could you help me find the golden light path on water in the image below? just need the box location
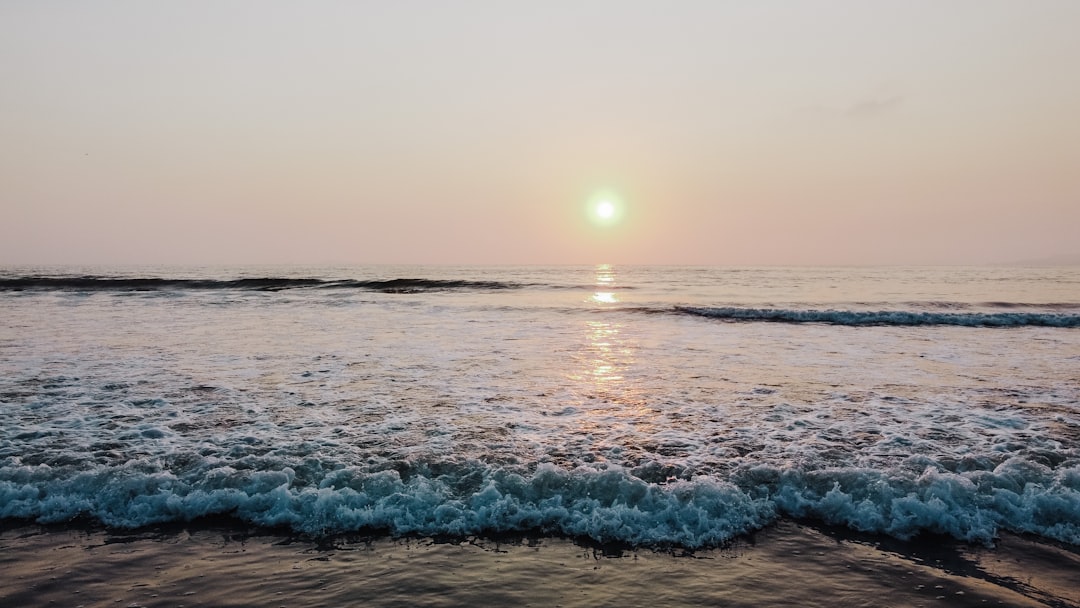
[584,264,627,386]
[568,265,659,453]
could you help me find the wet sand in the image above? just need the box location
[1,520,1077,608]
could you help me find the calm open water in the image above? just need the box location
[1,265,1078,548]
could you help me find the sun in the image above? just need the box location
[596,200,615,219]
[587,191,624,226]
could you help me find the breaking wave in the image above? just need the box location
[2,460,1078,547]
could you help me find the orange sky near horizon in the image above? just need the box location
[2,1,1079,266]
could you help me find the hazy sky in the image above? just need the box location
[2,1,1078,266]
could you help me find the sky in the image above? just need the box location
[2,1,1079,266]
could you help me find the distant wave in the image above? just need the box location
[980,301,1080,310]
[900,300,1080,311]
[676,306,1080,327]
[0,277,530,293]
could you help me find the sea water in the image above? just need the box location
[1,265,1078,547]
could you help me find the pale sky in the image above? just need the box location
[2,1,1078,266]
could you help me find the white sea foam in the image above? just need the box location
[3,459,1079,546]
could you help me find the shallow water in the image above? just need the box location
[2,521,1077,607]
[1,265,1079,547]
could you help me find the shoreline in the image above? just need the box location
[2,518,1077,607]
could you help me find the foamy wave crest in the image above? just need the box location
[2,460,1078,546]
[676,306,1080,327]
[737,459,1080,544]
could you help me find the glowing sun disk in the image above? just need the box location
[597,201,615,218]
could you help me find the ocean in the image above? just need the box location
[1,264,1079,605]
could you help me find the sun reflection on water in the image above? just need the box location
[563,265,661,462]
[569,265,648,407]
[584,320,624,383]
[592,292,617,304]
[591,263,619,305]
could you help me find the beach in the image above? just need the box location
[6,1,1080,603]
[2,519,1078,607]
